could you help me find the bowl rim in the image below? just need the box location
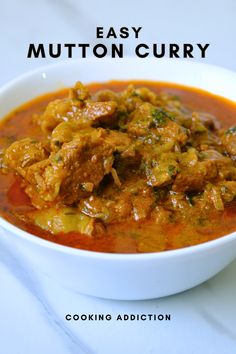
[0,57,236,260]
[2,56,236,95]
[1,215,236,260]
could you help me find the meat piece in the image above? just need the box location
[173,148,236,193]
[189,128,221,150]
[23,129,131,207]
[80,188,154,223]
[69,81,90,101]
[173,160,218,192]
[126,86,157,105]
[219,181,236,203]
[132,194,154,220]
[158,120,188,145]
[51,122,132,154]
[118,85,150,112]
[203,181,236,210]
[221,127,236,158]
[80,175,155,223]
[40,82,90,134]
[93,89,118,102]
[197,112,221,130]
[127,102,154,136]
[25,132,111,205]
[127,103,188,147]
[3,138,47,177]
[102,129,132,154]
[39,81,118,134]
[40,99,118,133]
[190,112,221,133]
[40,98,75,134]
[80,192,133,223]
[50,122,76,151]
[179,148,198,167]
[146,159,179,187]
[199,149,236,179]
[203,184,225,211]
[79,101,118,125]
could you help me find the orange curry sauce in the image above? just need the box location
[0,81,236,253]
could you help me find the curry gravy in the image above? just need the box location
[0,81,236,253]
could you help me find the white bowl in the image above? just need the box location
[0,58,236,300]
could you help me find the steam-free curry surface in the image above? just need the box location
[0,81,236,253]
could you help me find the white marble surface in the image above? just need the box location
[0,1,236,353]
[1,231,236,354]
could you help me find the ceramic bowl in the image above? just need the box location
[0,58,236,300]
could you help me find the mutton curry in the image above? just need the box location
[0,81,236,253]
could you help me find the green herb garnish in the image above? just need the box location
[225,126,236,134]
[168,165,176,177]
[151,109,175,127]
[55,155,62,162]
[186,194,194,206]
[132,91,141,98]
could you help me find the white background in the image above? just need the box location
[1,0,236,85]
[0,1,236,354]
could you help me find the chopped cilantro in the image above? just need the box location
[132,91,141,98]
[220,185,228,194]
[151,109,175,127]
[225,126,236,134]
[55,155,62,163]
[186,194,194,206]
[168,165,176,177]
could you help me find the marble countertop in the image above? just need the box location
[0,1,236,353]
[1,232,236,354]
